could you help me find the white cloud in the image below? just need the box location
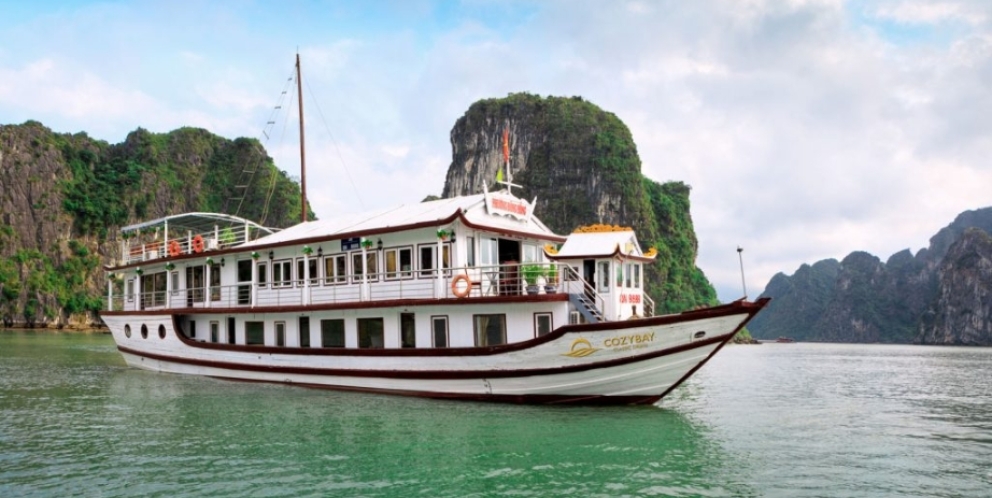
[3,0,992,303]
[874,1,987,25]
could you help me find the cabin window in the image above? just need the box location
[320,319,345,347]
[189,320,196,339]
[418,244,451,277]
[323,254,347,285]
[474,314,507,347]
[299,317,310,348]
[634,264,641,289]
[187,265,205,303]
[400,313,416,348]
[209,266,221,301]
[141,272,168,308]
[256,262,268,287]
[625,263,633,288]
[275,321,286,347]
[522,243,539,263]
[352,252,379,283]
[358,318,385,348]
[126,278,135,302]
[466,236,476,267]
[535,313,553,337]
[170,271,179,296]
[432,316,448,348]
[273,260,292,287]
[384,247,413,279]
[227,317,236,344]
[296,258,319,286]
[245,321,264,345]
[210,321,219,343]
[480,238,498,267]
[597,261,611,294]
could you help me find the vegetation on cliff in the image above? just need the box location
[441,93,717,312]
[0,121,309,327]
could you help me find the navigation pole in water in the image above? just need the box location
[737,246,748,300]
[296,53,308,223]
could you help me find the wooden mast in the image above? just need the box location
[296,53,308,222]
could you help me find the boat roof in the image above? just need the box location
[120,212,278,237]
[242,192,561,247]
[554,230,648,259]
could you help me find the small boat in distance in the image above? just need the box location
[775,337,796,343]
[98,56,768,405]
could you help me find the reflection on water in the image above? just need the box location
[3,332,990,497]
[1,330,749,497]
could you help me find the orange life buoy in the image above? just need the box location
[167,240,181,257]
[451,274,472,298]
[191,234,204,253]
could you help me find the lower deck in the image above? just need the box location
[110,299,572,351]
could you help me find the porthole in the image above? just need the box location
[141,324,148,339]
[693,331,706,340]
[158,324,166,339]
[124,324,132,338]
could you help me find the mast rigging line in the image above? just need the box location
[229,70,297,224]
[303,75,366,211]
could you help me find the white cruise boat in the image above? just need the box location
[100,184,767,405]
[100,55,766,405]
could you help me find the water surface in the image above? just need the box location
[1,331,989,497]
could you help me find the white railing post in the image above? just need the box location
[303,253,310,305]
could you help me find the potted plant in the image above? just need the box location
[544,264,558,294]
[522,264,545,295]
[219,227,237,247]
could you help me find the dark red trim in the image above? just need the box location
[101,293,570,317]
[546,246,656,262]
[118,331,731,380]
[205,377,663,406]
[456,211,567,243]
[109,297,768,359]
[108,208,567,272]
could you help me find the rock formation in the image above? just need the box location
[0,121,307,328]
[441,93,717,313]
[750,207,992,345]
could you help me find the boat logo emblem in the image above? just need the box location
[562,338,599,358]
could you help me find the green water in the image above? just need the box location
[1,331,990,497]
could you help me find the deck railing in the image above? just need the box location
[108,262,576,312]
[120,225,253,265]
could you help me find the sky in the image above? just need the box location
[2,0,991,302]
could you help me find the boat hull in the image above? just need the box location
[103,299,767,405]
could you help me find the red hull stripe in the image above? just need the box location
[118,331,733,380]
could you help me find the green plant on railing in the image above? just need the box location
[219,227,236,246]
[545,264,558,283]
[251,251,260,260]
[361,238,373,249]
[165,263,175,271]
[302,245,313,255]
[522,264,546,286]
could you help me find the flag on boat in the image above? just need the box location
[502,128,510,163]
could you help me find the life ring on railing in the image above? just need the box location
[451,274,472,298]
[167,240,181,257]
[191,234,205,253]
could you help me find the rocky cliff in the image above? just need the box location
[440,93,717,313]
[750,207,992,345]
[0,121,308,328]
[917,228,992,345]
